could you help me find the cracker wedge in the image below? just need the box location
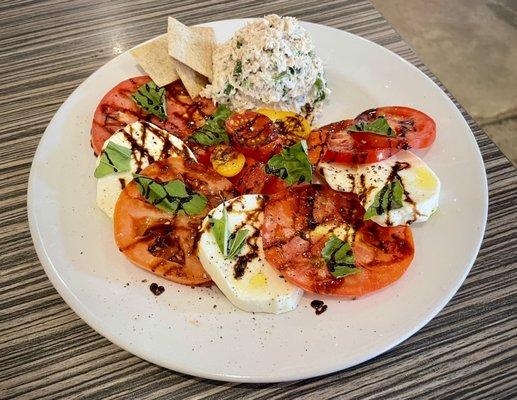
[174,61,209,98]
[130,35,179,88]
[168,17,214,81]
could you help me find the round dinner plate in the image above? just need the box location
[28,19,488,383]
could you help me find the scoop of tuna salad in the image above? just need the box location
[201,15,330,118]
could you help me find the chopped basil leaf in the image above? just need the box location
[131,81,166,120]
[224,83,234,95]
[265,141,312,185]
[331,265,359,278]
[133,175,207,215]
[209,205,249,259]
[349,116,395,137]
[236,40,242,49]
[182,194,208,215]
[364,178,404,220]
[233,60,242,77]
[275,70,288,81]
[210,207,229,255]
[190,105,232,146]
[321,235,358,278]
[227,228,250,259]
[314,77,327,103]
[94,142,132,178]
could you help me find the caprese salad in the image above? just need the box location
[91,76,440,314]
[91,15,440,315]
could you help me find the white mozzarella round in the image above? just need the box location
[198,195,303,314]
[320,150,440,226]
[96,121,195,219]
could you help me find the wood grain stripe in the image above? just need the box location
[0,0,515,399]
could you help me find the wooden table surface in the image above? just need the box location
[1,0,516,398]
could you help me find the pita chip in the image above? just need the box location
[173,61,208,98]
[130,34,179,87]
[168,17,214,81]
[173,26,213,97]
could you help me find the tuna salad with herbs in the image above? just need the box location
[201,15,330,118]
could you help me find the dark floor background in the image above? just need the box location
[372,0,517,165]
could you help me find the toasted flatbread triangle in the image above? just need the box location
[130,35,179,88]
[174,61,209,98]
[167,17,214,81]
[131,24,213,97]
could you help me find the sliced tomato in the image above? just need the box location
[325,127,401,165]
[210,144,246,177]
[257,109,311,146]
[113,156,235,286]
[91,77,215,155]
[354,106,436,149]
[91,76,149,155]
[308,106,435,166]
[226,111,281,162]
[308,119,399,165]
[188,142,213,166]
[155,80,216,136]
[230,158,269,194]
[261,185,414,297]
[230,158,287,195]
[263,175,288,195]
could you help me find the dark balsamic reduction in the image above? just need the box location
[310,299,328,315]
[306,192,317,230]
[231,198,265,279]
[150,283,165,296]
[233,226,260,279]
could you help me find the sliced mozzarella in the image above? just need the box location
[96,121,195,218]
[198,195,303,314]
[320,150,440,226]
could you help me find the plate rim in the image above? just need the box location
[27,18,488,383]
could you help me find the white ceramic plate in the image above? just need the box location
[28,20,488,383]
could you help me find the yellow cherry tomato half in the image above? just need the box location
[210,145,246,177]
[256,108,311,146]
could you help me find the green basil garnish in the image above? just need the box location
[233,60,243,77]
[321,235,358,278]
[132,81,166,120]
[209,206,249,259]
[265,141,312,185]
[364,178,404,220]
[349,116,395,137]
[133,175,207,215]
[227,229,250,259]
[94,142,132,178]
[223,83,234,95]
[190,105,232,146]
[313,77,327,103]
[275,70,288,81]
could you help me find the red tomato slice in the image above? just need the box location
[188,143,213,166]
[261,185,414,297]
[229,158,287,195]
[355,106,436,149]
[263,175,288,195]
[325,128,400,165]
[91,76,149,155]
[307,107,435,167]
[113,156,235,286]
[90,77,216,155]
[307,120,400,165]
[226,111,281,162]
[154,80,216,136]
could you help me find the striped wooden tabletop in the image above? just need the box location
[1,0,516,398]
